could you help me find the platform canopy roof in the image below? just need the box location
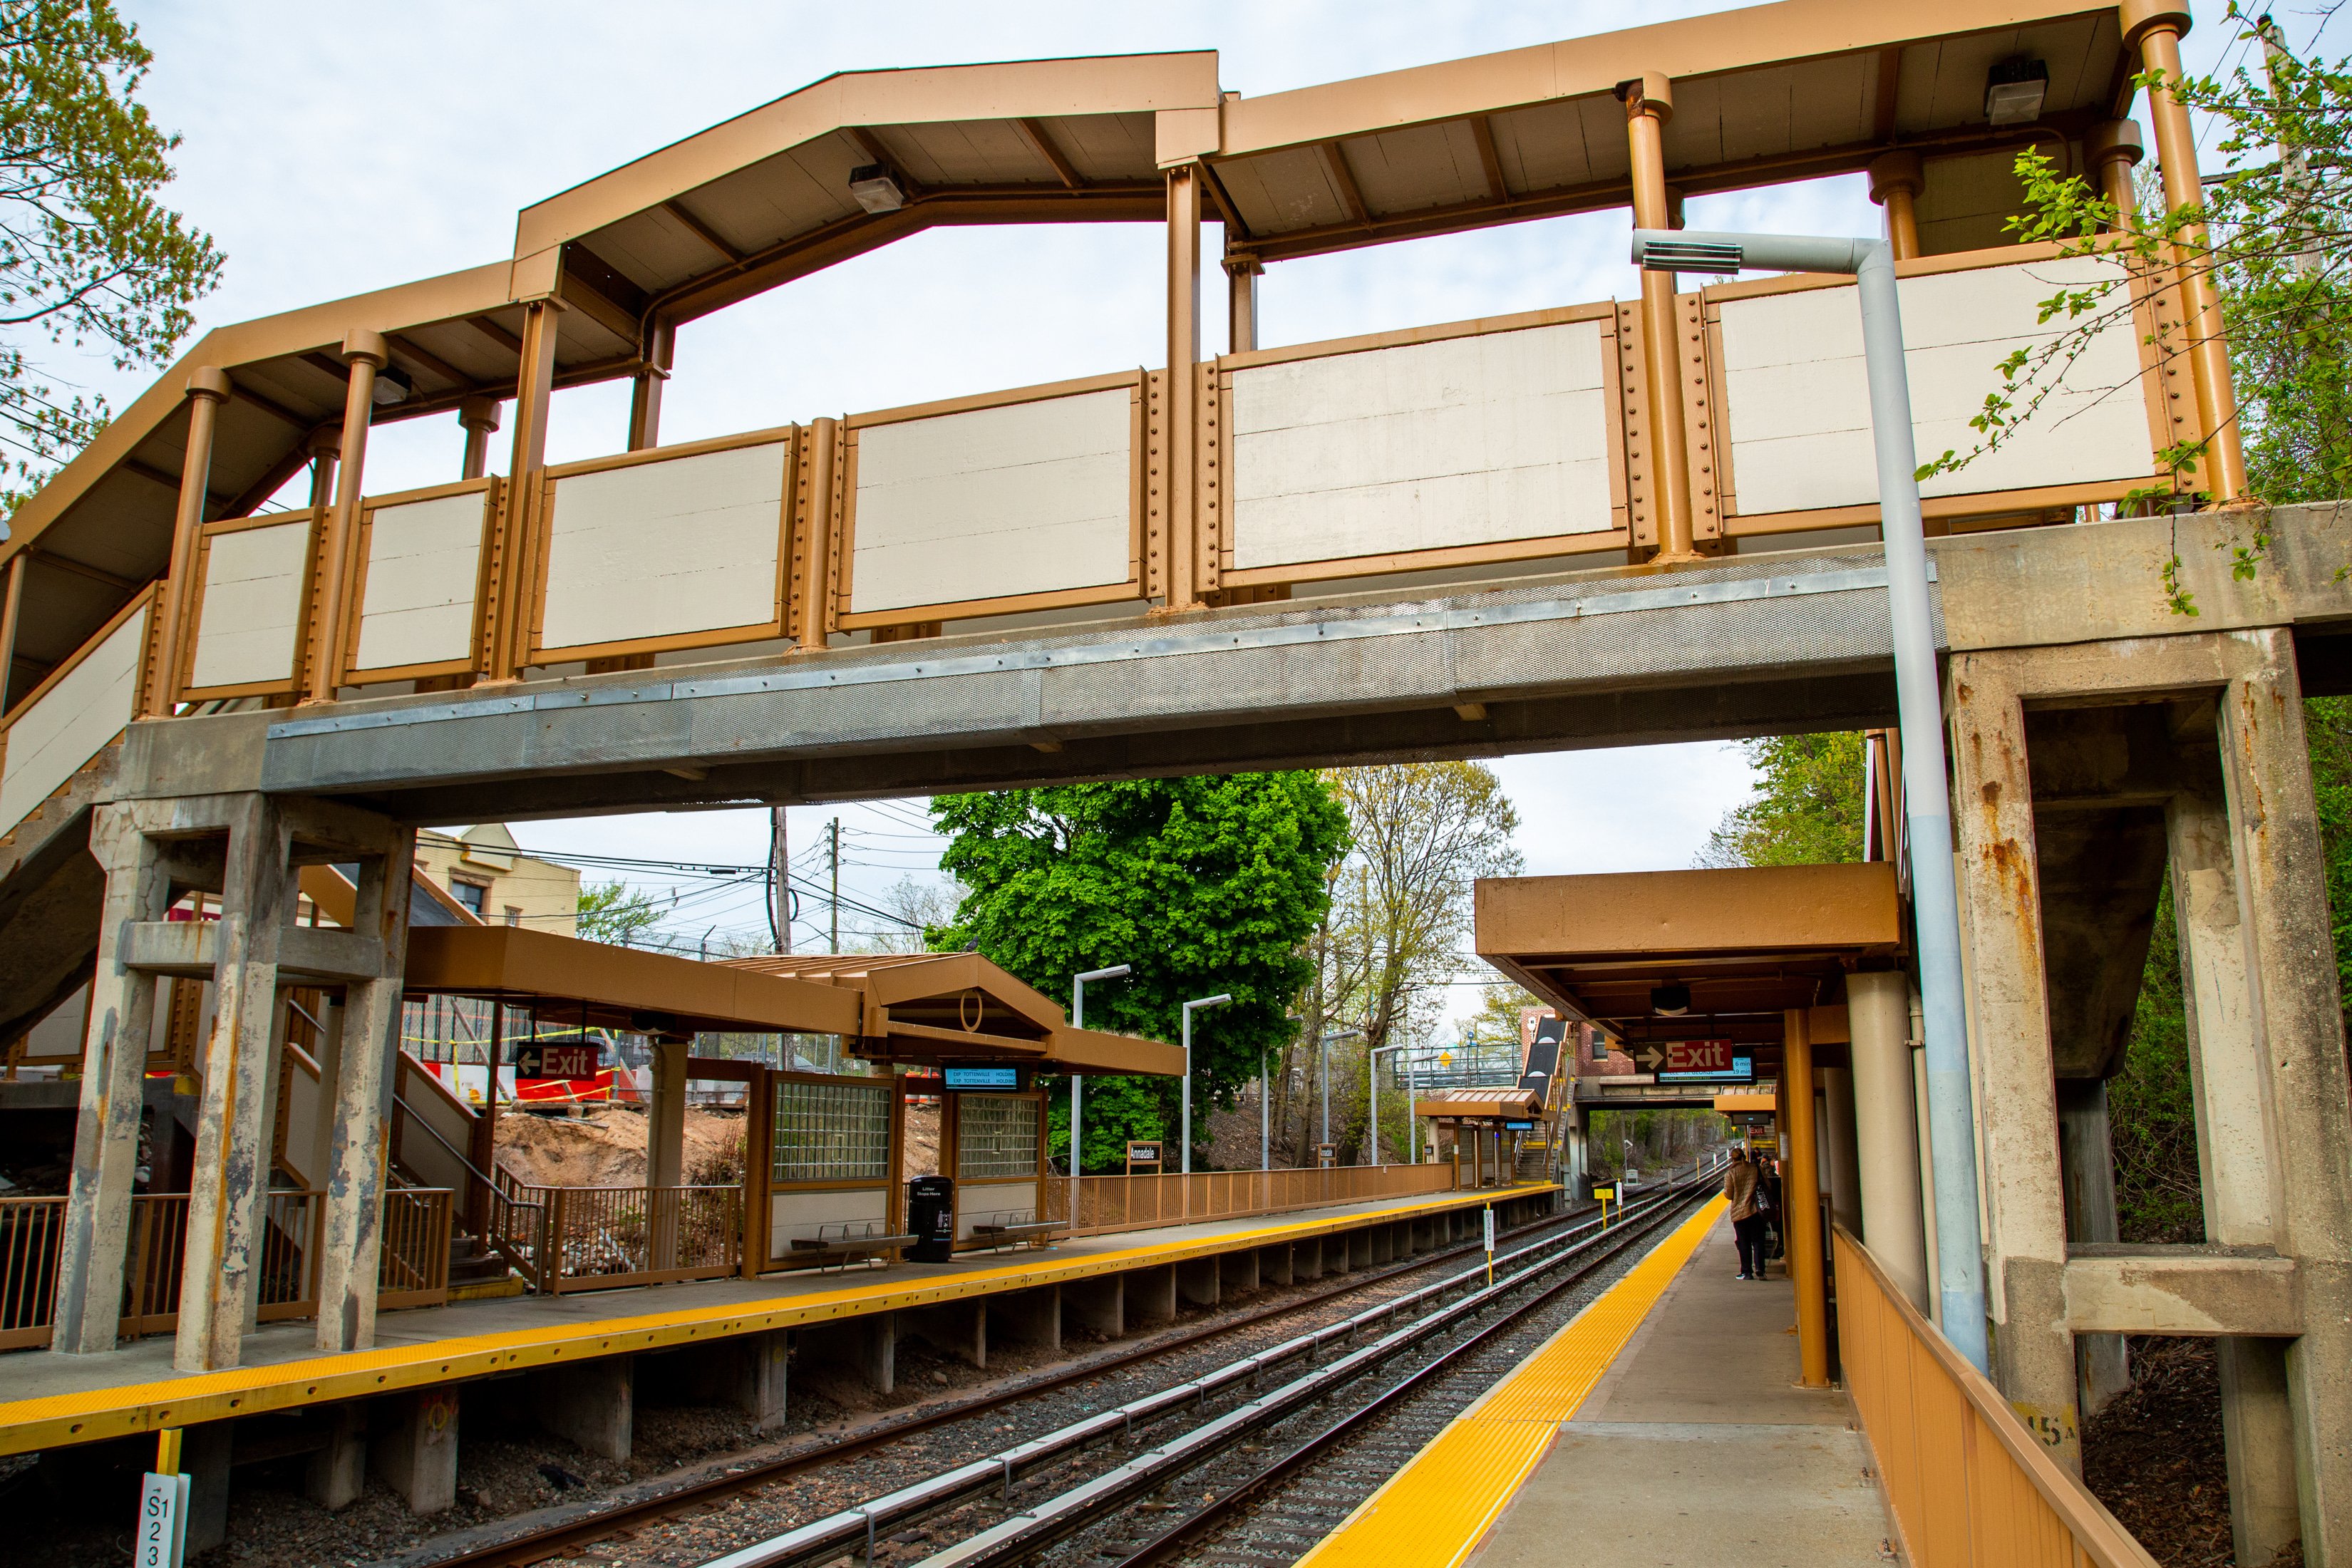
[1414,1085,1547,1124]
[1475,862,1903,1061]
[2,0,2137,701]
[722,951,1183,1076]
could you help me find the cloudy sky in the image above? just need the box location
[93,2,2268,999]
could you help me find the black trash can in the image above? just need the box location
[908,1175,955,1262]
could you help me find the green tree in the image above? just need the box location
[2110,882,2205,1243]
[930,775,1348,1173]
[0,2,222,512]
[1698,732,1864,868]
[575,879,664,946]
[1291,762,1523,1164]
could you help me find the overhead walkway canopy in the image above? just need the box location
[1475,862,1903,1085]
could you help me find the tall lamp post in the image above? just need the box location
[1070,965,1130,1219]
[1631,226,1990,1374]
[1180,994,1233,1176]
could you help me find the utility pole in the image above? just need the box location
[828,816,840,954]
[769,807,791,954]
[2258,14,2321,279]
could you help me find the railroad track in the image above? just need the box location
[411,1191,1631,1568]
[679,1172,1716,1568]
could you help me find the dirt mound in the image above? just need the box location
[494,1106,745,1188]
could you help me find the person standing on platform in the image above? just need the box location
[1724,1148,1767,1281]
[1758,1156,1783,1269]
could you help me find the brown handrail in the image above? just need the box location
[1832,1224,2160,1567]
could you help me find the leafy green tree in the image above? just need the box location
[930,775,1348,1172]
[2110,882,2205,1243]
[1697,732,1864,868]
[0,1,222,512]
[575,879,664,946]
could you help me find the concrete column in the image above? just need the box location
[1219,1247,1259,1296]
[2170,741,2298,1563]
[1348,1228,1373,1271]
[1131,1264,1177,1325]
[372,1387,460,1514]
[1176,1255,1219,1308]
[1945,655,2079,1468]
[2214,630,2352,1564]
[2217,1339,2302,1567]
[911,1299,986,1368]
[647,1038,687,1273]
[2054,1079,2130,1416]
[2167,758,2276,1247]
[183,1420,234,1556]
[176,794,295,1373]
[316,828,416,1353]
[53,806,172,1354]
[992,1286,1060,1352]
[803,1311,897,1394]
[1846,971,1929,1311]
[1820,1068,1862,1234]
[1259,1244,1294,1286]
[673,1331,788,1432]
[533,1356,634,1461]
[1063,1275,1123,1339]
[1781,1009,1830,1388]
[305,1403,367,1510]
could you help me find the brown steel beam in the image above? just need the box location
[845,126,927,201]
[1871,46,1904,142]
[1319,142,1370,226]
[222,378,313,432]
[1016,118,1087,189]
[467,315,525,355]
[1470,115,1508,202]
[662,199,748,264]
[383,332,473,392]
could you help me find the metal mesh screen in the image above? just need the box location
[957,1095,1038,1180]
[771,1079,891,1183]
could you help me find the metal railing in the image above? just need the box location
[377,1187,453,1309]
[0,1197,63,1350]
[120,1192,190,1337]
[1832,1224,2160,1567]
[1041,1162,1460,1239]
[495,1179,743,1294]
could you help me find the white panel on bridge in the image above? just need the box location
[354,491,486,671]
[850,387,1133,614]
[1718,256,2151,516]
[189,520,310,689]
[539,440,788,651]
[1228,320,1614,570]
[0,599,149,837]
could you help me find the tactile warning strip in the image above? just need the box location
[1295,1196,1726,1568]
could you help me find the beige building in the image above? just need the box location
[413,825,580,934]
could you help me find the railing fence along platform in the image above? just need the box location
[0,240,2187,844]
[491,1172,742,1294]
[0,1189,451,1352]
[1042,1161,1460,1238]
[1832,1225,2160,1568]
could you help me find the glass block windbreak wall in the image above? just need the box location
[770,1078,892,1183]
[958,1095,1040,1180]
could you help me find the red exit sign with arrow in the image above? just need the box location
[1634,1040,1741,1076]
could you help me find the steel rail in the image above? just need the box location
[413,1195,1591,1568]
[688,1177,1711,1568]
[1104,1181,1716,1567]
[918,1181,1713,1568]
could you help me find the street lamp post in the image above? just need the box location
[1630,226,1990,1373]
[1180,994,1233,1176]
[1070,966,1131,1220]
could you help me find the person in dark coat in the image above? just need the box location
[1723,1148,1768,1281]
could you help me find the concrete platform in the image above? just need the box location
[1477,1214,1889,1567]
[0,1181,1551,1457]
[1301,1202,1895,1568]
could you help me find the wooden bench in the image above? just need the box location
[968,1219,1062,1252]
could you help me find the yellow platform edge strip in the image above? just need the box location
[0,1183,1552,1456]
[1296,1196,1726,1568]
